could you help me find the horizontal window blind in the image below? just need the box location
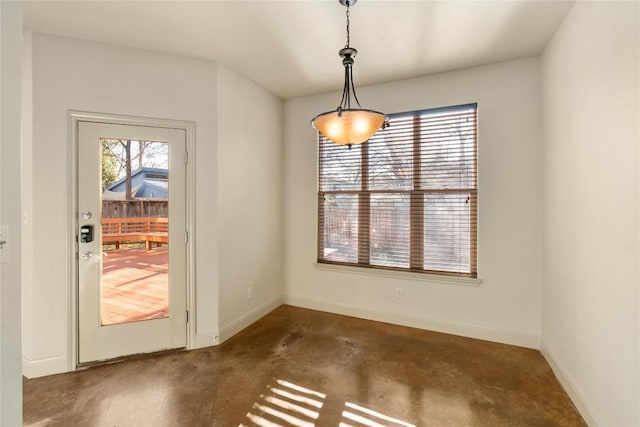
[318,103,477,277]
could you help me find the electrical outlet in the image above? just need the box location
[247,286,253,299]
[396,287,403,299]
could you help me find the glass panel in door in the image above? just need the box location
[100,139,170,326]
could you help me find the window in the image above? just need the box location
[318,103,477,277]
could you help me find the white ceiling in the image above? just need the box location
[23,0,574,99]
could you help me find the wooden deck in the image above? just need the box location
[101,248,169,326]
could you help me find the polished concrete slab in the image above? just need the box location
[24,305,585,426]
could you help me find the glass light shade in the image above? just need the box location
[312,109,385,145]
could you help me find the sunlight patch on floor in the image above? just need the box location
[243,379,324,427]
[241,379,415,427]
[342,401,415,427]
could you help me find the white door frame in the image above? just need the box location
[67,111,197,371]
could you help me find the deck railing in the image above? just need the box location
[101,217,168,250]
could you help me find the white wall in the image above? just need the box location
[284,58,542,348]
[0,1,23,424]
[22,33,283,377]
[540,2,640,425]
[217,64,284,341]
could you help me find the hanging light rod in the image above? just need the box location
[311,0,387,148]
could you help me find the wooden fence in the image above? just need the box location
[323,205,470,270]
[102,200,168,218]
[323,207,409,250]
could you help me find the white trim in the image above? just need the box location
[67,111,197,372]
[218,297,284,343]
[183,121,197,353]
[22,355,68,379]
[314,262,483,287]
[67,113,78,372]
[540,342,602,427]
[285,295,539,349]
[194,332,219,349]
[68,111,196,130]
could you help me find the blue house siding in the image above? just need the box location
[108,167,168,199]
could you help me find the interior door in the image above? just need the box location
[78,121,187,364]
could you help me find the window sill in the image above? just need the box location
[313,262,483,287]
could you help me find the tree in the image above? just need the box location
[101,139,169,199]
[101,139,133,199]
[101,142,119,191]
[123,140,133,200]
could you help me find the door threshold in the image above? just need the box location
[77,347,186,370]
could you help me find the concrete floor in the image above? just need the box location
[24,305,585,426]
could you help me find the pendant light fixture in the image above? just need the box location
[311,0,387,148]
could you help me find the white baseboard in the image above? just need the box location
[22,355,69,379]
[23,298,282,378]
[193,332,219,349]
[540,341,601,427]
[285,295,540,349]
[219,297,284,343]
